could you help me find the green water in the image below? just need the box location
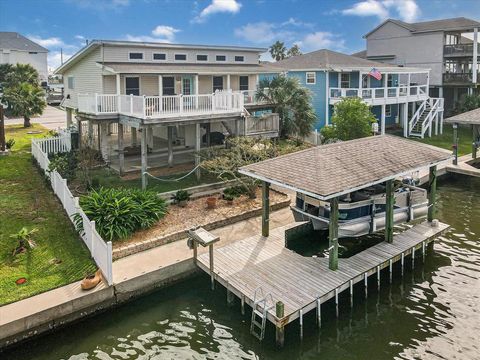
[4,175,480,360]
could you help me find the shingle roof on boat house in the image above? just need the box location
[444,108,480,125]
[239,135,452,200]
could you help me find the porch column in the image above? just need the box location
[328,197,339,271]
[66,107,73,127]
[117,122,125,175]
[227,74,231,90]
[147,126,154,149]
[403,102,409,137]
[385,179,394,243]
[131,127,137,147]
[158,75,163,95]
[100,122,109,162]
[87,120,94,147]
[427,165,437,222]
[194,74,199,108]
[473,27,478,85]
[381,104,386,135]
[141,127,148,190]
[205,123,211,146]
[262,181,270,237]
[167,125,174,167]
[195,123,201,180]
[116,74,121,95]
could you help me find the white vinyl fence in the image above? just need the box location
[31,134,113,285]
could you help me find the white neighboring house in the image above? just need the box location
[54,39,279,179]
[0,32,48,83]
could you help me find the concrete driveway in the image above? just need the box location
[5,105,66,130]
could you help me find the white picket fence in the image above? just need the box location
[31,134,113,285]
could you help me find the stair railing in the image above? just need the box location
[408,100,427,134]
[420,98,441,138]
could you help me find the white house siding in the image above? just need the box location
[63,47,103,108]
[102,44,259,65]
[366,22,444,86]
[0,49,48,81]
[103,75,116,94]
[198,75,212,94]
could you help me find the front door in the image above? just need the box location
[182,77,192,95]
[162,76,175,95]
[125,77,140,96]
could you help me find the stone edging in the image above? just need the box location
[113,193,291,260]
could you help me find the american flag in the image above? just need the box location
[368,68,382,81]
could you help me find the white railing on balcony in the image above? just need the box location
[78,91,245,119]
[329,85,428,103]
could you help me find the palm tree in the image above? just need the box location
[256,76,316,138]
[269,41,287,61]
[287,44,302,58]
[2,83,46,127]
[4,63,40,88]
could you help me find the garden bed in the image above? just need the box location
[112,188,290,259]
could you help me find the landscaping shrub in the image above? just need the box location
[6,138,15,150]
[171,189,191,205]
[48,150,78,181]
[74,188,168,241]
[223,185,249,199]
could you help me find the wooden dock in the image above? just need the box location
[196,220,449,343]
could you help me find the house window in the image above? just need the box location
[306,72,316,84]
[125,77,140,96]
[129,52,143,60]
[385,105,391,117]
[175,54,187,61]
[239,76,249,91]
[162,76,175,95]
[387,74,394,87]
[445,34,458,45]
[197,54,208,61]
[340,73,350,88]
[29,51,38,54]
[216,55,226,62]
[213,76,223,91]
[235,56,244,62]
[362,74,369,88]
[67,76,75,89]
[182,78,191,95]
[153,53,166,61]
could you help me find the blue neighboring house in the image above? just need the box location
[262,49,444,138]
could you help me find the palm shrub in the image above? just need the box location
[74,188,168,241]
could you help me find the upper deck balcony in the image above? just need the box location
[76,90,269,122]
[444,43,480,57]
[329,84,429,106]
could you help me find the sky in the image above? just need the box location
[1,0,479,72]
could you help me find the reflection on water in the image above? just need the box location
[3,175,480,360]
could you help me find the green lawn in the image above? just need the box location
[409,124,472,156]
[0,125,96,305]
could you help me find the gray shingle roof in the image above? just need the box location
[101,62,279,74]
[0,32,48,52]
[269,49,403,71]
[445,108,480,125]
[351,50,367,59]
[239,135,451,200]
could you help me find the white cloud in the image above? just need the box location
[28,35,64,48]
[70,0,130,10]
[342,0,420,22]
[75,35,85,41]
[193,0,241,23]
[124,24,180,44]
[152,25,180,41]
[234,22,296,44]
[295,32,346,52]
[48,50,75,73]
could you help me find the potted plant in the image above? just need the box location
[172,189,191,207]
[224,193,235,205]
[206,196,217,209]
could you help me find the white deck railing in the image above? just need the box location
[78,90,245,119]
[31,135,113,285]
[329,85,428,104]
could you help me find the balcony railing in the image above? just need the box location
[329,85,428,103]
[444,43,480,56]
[77,91,245,119]
[443,72,479,84]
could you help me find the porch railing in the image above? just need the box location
[329,85,428,102]
[443,72,479,84]
[78,91,245,119]
[444,43,480,56]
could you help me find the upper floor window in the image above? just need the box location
[153,53,166,61]
[340,73,350,88]
[125,76,140,96]
[387,74,395,87]
[175,54,187,61]
[385,105,392,117]
[216,55,226,62]
[67,76,75,89]
[234,56,245,62]
[445,34,458,45]
[28,51,38,54]
[129,52,143,60]
[239,76,249,91]
[197,54,208,61]
[306,72,316,84]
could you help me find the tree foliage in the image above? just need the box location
[287,44,302,57]
[256,76,316,138]
[321,97,376,141]
[2,82,46,127]
[455,94,480,114]
[269,41,287,61]
[3,63,39,88]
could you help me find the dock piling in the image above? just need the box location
[335,288,339,317]
[389,259,393,284]
[401,252,405,276]
[299,309,304,339]
[316,299,321,329]
[412,247,415,269]
[364,273,368,299]
[241,295,245,315]
[275,301,285,348]
[422,242,426,262]
[349,280,354,308]
[377,266,381,291]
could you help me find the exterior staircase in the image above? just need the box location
[408,98,444,138]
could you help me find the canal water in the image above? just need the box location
[4,175,480,360]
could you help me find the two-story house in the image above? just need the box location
[0,32,49,83]
[55,40,279,183]
[357,17,480,113]
[267,49,444,138]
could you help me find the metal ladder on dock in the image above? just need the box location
[250,287,274,341]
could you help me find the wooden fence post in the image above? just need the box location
[328,197,339,270]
